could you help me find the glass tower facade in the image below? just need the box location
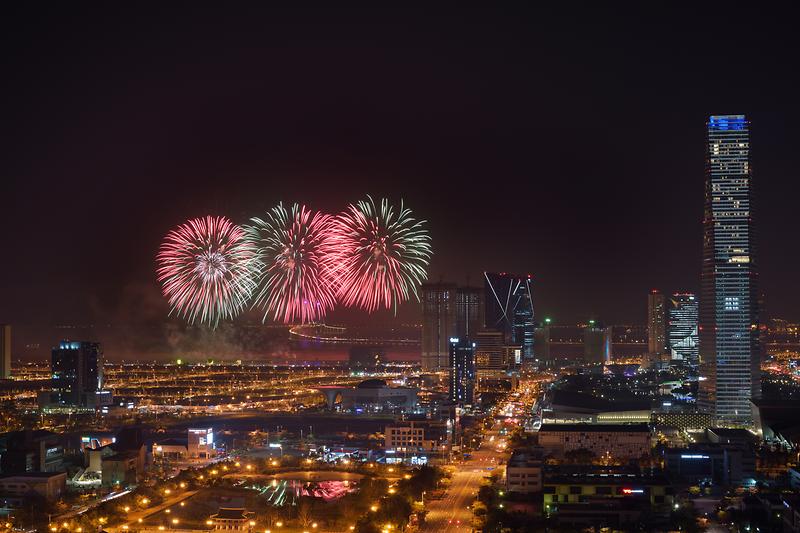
[668,293,699,368]
[698,115,760,427]
[484,272,534,358]
[421,283,457,372]
[51,341,103,407]
[645,290,667,368]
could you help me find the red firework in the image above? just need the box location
[156,216,256,327]
[332,196,432,312]
[245,203,339,324]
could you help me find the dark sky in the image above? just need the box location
[3,6,800,334]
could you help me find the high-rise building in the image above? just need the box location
[699,114,760,427]
[421,283,457,372]
[534,319,552,362]
[668,293,699,367]
[474,329,506,371]
[645,290,667,368]
[584,321,612,363]
[484,272,534,358]
[449,337,476,406]
[456,286,484,338]
[46,341,109,408]
[0,324,10,379]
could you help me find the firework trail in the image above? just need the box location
[245,203,339,324]
[332,196,432,313]
[156,216,256,328]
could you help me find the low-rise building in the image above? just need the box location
[542,468,673,515]
[506,449,543,493]
[384,420,450,464]
[0,430,64,474]
[152,438,189,460]
[101,450,140,488]
[188,428,215,459]
[318,379,419,413]
[209,507,254,532]
[537,423,651,460]
[663,443,756,486]
[0,471,67,501]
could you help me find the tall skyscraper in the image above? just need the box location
[0,325,10,379]
[699,114,760,427]
[50,341,105,407]
[584,321,612,363]
[484,272,534,358]
[455,286,485,338]
[645,290,667,368]
[449,337,476,406]
[421,283,457,371]
[668,293,699,367]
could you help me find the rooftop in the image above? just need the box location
[539,423,650,433]
[212,508,253,520]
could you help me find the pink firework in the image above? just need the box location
[156,216,256,327]
[245,203,339,324]
[332,196,431,312]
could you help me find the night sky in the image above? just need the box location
[3,6,799,340]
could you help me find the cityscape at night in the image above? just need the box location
[3,6,800,533]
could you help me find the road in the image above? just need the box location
[107,490,199,532]
[420,442,507,533]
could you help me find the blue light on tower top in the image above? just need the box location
[708,115,747,131]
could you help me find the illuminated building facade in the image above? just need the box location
[668,293,699,367]
[455,286,484,338]
[699,115,760,426]
[44,341,111,409]
[449,337,476,405]
[484,272,535,358]
[644,290,667,368]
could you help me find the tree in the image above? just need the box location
[296,496,315,528]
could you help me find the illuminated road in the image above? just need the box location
[107,490,198,532]
[421,445,506,533]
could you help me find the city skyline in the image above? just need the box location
[3,7,800,335]
[4,8,800,532]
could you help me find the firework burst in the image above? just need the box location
[156,216,256,327]
[245,203,339,324]
[332,196,432,312]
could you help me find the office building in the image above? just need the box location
[0,325,10,379]
[421,283,457,371]
[39,341,112,410]
[474,329,506,371]
[663,444,755,486]
[584,322,612,362]
[534,321,551,361]
[188,428,215,459]
[449,337,476,406]
[506,448,544,493]
[484,272,535,358]
[0,430,64,474]
[668,293,699,367]
[0,472,66,502]
[455,286,484,338]
[645,290,667,368]
[542,467,674,523]
[699,115,760,426]
[384,420,450,464]
[537,424,651,459]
